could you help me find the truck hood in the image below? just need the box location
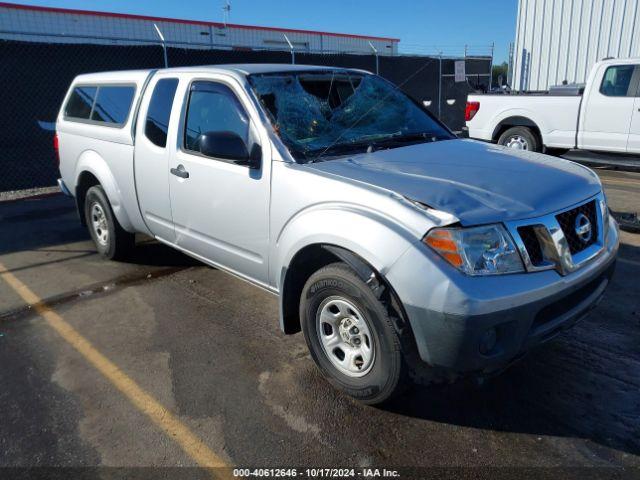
[307,139,602,225]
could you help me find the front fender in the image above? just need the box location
[272,203,422,292]
[74,150,135,232]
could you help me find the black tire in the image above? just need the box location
[84,185,134,260]
[497,126,541,152]
[300,262,409,405]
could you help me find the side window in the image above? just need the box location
[600,65,635,97]
[65,86,97,119]
[91,86,136,124]
[145,78,179,148]
[184,81,250,154]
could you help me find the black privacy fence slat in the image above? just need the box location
[0,39,490,192]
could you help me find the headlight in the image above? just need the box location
[423,224,525,275]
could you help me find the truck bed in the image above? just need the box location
[466,93,582,149]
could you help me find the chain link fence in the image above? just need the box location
[0,34,491,192]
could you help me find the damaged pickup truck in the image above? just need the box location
[56,65,619,404]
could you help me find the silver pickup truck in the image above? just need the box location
[56,64,619,404]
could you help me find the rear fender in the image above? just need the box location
[490,109,546,141]
[74,150,135,232]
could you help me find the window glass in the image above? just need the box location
[65,86,97,119]
[600,65,635,97]
[184,82,250,153]
[90,86,136,124]
[249,72,453,162]
[145,78,179,148]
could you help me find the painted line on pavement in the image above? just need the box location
[0,261,232,476]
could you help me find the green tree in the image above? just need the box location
[492,62,509,87]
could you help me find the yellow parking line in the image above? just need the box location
[0,262,231,475]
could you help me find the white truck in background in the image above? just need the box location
[465,58,640,155]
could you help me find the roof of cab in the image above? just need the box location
[72,64,368,84]
[596,57,640,66]
[72,69,152,84]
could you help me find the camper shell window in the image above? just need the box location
[64,84,136,127]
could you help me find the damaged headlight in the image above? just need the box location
[424,224,525,276]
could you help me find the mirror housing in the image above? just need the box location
[198,131,261,169]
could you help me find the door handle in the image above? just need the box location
[170,164,189,179]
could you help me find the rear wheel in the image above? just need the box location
[498,126,541,152]
[300,262,409,405]
[84,185,134,260]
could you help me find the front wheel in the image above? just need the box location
[497,126,541,152]
[300,263,409,405]
[84,185,134,260]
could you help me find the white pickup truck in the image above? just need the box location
[466,58,640,154]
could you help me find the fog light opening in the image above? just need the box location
[479,328,498,355]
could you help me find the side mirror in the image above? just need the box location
[198,131,261,169]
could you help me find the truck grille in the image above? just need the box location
[555,200,598,254]
[508,195,604,275]
[517,226,544,265]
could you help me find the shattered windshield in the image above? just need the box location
[248,71,454,162]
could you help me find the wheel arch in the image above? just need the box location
[492,115,542,145]
[278,243,414,349]
[273,202,429,336]
[73,151,135,232]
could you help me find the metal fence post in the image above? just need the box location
[489,42,495,91]
[368,41,379,75]
[438,52,442,120]
[153,23,168,68]
[283,33,295,64]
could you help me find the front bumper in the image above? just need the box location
[386,216,619,373]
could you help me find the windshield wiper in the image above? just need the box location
[376,132,444,145]
[306,132,446,163]
[306,140,377,162]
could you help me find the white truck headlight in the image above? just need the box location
[424,224,525,275]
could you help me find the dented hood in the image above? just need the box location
[307,139,602,225]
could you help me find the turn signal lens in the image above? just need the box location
[424,229,463,267]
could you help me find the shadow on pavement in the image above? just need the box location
[387,244,640,457]
[0,193,201,269]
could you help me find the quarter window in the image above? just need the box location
[184,81,250,154]
[600,65,635,97]
[90,86,136,124]
[145,78,179,148]
[65,86,97,119]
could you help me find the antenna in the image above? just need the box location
[222,0,231,26]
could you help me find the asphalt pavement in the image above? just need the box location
[0,169,639,479]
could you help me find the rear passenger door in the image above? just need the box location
[134,74,180,242]
[580,64,638,152]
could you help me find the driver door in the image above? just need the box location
[168,76,271,285]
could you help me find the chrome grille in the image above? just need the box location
[556,200,598,254]
[506,194,605,276]
[517,226,544,265]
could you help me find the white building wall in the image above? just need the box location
[512,0,640,90]
[0,4,398,55]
